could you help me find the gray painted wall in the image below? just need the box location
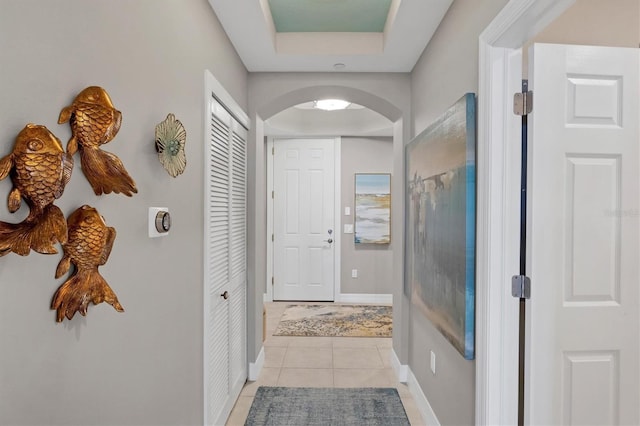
[409,0,509,425]
[408,0,639,424]
[340,137,393,295]
[0,1,247,425]
[524,0,640,75]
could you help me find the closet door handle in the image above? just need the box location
[221,291,229,300]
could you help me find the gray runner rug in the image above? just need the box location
[244,386,410,426]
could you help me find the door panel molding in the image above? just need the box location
[266,137,341,302]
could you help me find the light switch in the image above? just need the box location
[344,224,353,234]
[345,207,351,216]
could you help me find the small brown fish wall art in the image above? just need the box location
[51,205,124,322]
[0,124,73,256]
[58,86,138,196]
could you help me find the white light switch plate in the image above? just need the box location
[344,224,353,234]
[345,207,351,216]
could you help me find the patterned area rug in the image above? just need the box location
[273,304,392,337]
[245,387,409,426]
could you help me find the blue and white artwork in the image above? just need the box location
[354,173,391,244]
[405,93,476,359]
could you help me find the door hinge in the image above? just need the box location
[271,190,274,199]
[271,233,274,242]
[513,91,533,116]
[512,275,531,299]
[271,276,274,286]
[272,146,274,155]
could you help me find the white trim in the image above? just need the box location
[248,346,265,381]
[475,1,575,425]
[407,368,440,426]
[202,71,214,426]
[265,138,274,303]
[333,137,341,302]
[204,69,249,129]
[337,293,392,304]
[390,348,408,383]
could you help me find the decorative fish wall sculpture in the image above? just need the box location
[58,86,137,196]
[0,124,73,256]
[52,205,124,322]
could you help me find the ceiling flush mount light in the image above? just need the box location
[313,99,351,111]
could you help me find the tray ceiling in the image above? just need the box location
[207,0,453,72]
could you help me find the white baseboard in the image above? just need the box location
[407,368,440,426]
[337,293,392,304]
[390,349,408,383]
[248,346,264,381]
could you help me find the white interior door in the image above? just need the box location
[204,96,247,426]
[273,138,335,301]
[527,43,639,425]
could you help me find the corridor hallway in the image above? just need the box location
[226,302,424,425]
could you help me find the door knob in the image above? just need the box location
[323,238,333,244]
[221,291,229,300]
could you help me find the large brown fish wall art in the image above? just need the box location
[58,86,138,197]
[52,205,124,322]
[0,124,73,256]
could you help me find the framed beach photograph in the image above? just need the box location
[405,93,476,359]
[354,173,391,244]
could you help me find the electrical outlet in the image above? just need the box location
[351,269,358,278]
[430,351,436,374]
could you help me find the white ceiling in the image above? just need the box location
[207,0,454,72]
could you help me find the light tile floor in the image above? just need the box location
[225,302,426,425]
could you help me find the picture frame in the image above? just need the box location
[354,173,391,244]
[405,93,476,359]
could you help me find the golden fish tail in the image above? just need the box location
[52,268,124,322]
[79,147,137,197]
[0,205,67,256]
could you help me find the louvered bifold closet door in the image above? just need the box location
[228,123,247,395]
[205,101,231,425]
[204,98,247,426]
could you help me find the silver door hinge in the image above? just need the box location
[271,276,274,285]
[271,234,274,242]
[272,190,274,199]
[513,91,533,116]
[512,275,531,299]
[272,146,275,155]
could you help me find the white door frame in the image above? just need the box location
[476,0,575,424]
[265,136,342,302]
[203,70,250,426]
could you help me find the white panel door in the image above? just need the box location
[527,43,639,425]
[273,138,335,301]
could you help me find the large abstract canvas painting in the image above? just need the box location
[354,173,391,244]
[405,93,476,359]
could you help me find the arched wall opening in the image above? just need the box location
[245,77,412,378]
